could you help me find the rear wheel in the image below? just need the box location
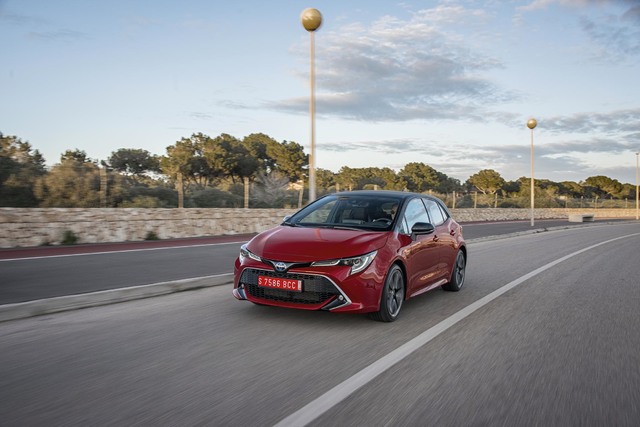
[442,250,466,292]
[370,265,405,322]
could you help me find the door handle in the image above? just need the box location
[450,229,456,236]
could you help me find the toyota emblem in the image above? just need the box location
[274,262,287,272]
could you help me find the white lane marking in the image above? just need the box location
[461,219,565,226]
[274,232,640,427]
[0,241,247,262]
[461,220,529,226]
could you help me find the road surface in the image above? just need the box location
[1,221,639,426]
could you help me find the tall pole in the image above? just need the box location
[100,164,108,208]
[309,30,316,202]
[301,8,322,202]
[244,176,249,209]
[636,153,640,220]
[177,172,184,209]
[527,118,537,227]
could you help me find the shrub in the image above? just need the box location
[61,230,79,245]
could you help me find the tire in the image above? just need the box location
[370,265,405,322]
[442,250,466,292]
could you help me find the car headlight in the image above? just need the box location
[239,244,261,262]
[312,250,377,275]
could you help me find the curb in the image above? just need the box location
[0,273,234,323]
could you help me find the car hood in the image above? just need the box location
[247,226,390,262]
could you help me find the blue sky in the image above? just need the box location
[1,0,639,185]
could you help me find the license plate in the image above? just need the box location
[257,275,303,292]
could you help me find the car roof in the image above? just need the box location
[330,190,439,202]
[328,190,451,217]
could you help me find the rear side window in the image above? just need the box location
[424,199,445,226]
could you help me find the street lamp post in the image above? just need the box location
[527,118,537,227]
[301,8,322,202]
[636,153,640,221]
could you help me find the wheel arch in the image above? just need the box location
[389,259,409,300]
[450,244,468,278]
[458,244,468,261]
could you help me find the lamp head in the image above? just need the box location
[301,8,322,32]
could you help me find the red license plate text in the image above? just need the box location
[257,276,303,292]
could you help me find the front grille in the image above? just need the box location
[240,268,339,305]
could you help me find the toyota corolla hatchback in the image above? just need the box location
[233,190,467,322]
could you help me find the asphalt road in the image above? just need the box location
[0,219,626,305]
[1,222,640,425]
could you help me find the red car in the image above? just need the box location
[233,190,467,322]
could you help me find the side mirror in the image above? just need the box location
[411,222,435,239]
[283,215,291,222]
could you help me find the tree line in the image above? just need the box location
[1,131,636,209]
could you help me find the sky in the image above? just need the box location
[1,0,639,185]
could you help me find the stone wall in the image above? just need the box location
[0,208,296,248]
[0,207,635,248]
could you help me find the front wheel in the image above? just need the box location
[442,250,466,292]
[370,265,405,322]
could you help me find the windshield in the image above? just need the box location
[284,194,401,231]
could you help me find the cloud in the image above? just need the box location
[541,137,634,154]
[320,138,426,155]
[580,14,640,60]
[271,5,515,122]
[520,0,640,60]
[622,5,640,23]
[0,9,46,26]
[520,0,612,11]
[0,7,87,42]
[538,108,640,134]
[26,29,88,42]
[189,112,215,120]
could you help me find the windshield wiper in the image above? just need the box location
[330,225,362,231]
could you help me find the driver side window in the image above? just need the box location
[400,198,430,235]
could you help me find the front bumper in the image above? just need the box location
[234,267,353,311]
